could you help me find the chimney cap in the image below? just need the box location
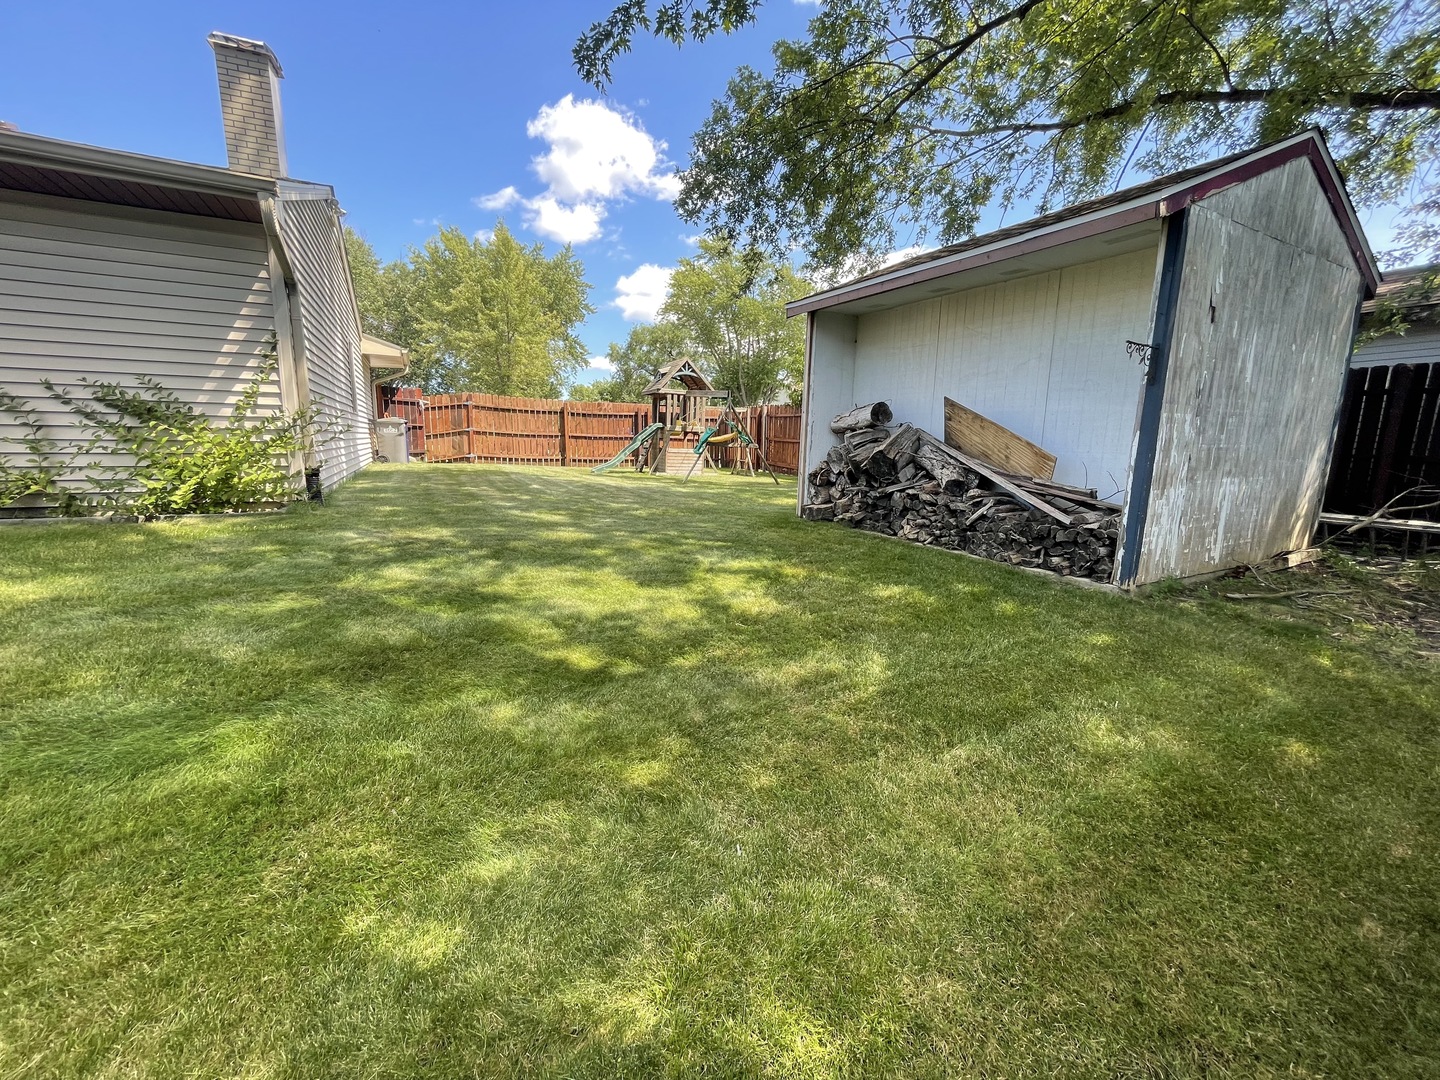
[207,32,283,78]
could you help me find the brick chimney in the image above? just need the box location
[208,32,287,178]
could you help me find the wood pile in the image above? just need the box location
[803,405,1121,581]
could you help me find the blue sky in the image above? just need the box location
[1,1,1412,385]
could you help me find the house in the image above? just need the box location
[791,130,1379,587]
[1351,265,1440,369]
[0,33,370,494]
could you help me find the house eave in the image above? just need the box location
[0,129,276,200]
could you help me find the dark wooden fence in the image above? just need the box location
[375,388,803,474]
[376,386,426,457]
[1325,362,1440,520]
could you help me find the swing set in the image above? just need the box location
[589,356,780,482]
[682,396,781,484]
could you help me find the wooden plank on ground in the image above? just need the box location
[944,396,1056,481]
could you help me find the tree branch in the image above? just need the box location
[919,86,1440,140]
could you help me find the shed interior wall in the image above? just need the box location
[801,310,858,498]
[847,246,1159,493]
[0,190,280,487]
[1135,158,1364,583]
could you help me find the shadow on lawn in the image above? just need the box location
[2,464,1438,1076]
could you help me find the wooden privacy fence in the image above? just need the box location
[1325,361,1440,520]
[376,389,802,473]
[420,395,650,466]
[700,405,802,474]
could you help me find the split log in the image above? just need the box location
[912,439,973,490]
[916,431,1073,525]
[830,402,894,434]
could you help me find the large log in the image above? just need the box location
[916,431,1073,525]
[912,439,972,489]
[830,401,894,434]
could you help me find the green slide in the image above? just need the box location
[591,422,664,474]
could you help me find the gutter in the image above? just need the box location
[0,129,276,200]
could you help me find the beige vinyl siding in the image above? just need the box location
[1352,322,1440,368]
[0,191,279,488]
[275,196,369,489]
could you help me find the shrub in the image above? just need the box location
[0,356,335,517]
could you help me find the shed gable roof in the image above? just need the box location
[789,129,1377,316]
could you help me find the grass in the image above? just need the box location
[1,463,1438,1078]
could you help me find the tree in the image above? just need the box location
[343,229,433,385]
[571,321,690,401]
[343,228,385,334]
[576,0,1440,270]
[657,238,808,405]
[345,223,595,396]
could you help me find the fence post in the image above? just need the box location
[465,401,476,462]
[559,402,570,467]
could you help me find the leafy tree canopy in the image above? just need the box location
[576,0,1440,270]
[571,321,690,402]
[345,224,594,396]
[658,237,809,405]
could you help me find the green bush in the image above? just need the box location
[0,356,334,517]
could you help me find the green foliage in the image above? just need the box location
[0,359,326,517]
[345,224,595,396]
[572,321,690,402]
[0,392,94,514]
[656,238,808,405]
[577,0,1440,270]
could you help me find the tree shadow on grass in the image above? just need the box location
[2,464,1439,1076]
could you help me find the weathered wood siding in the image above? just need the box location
[0,190,279,485]
[1135,158,1363,583]
[1351,322,1440,368]
[848,247,1158,494]
[275,196,369,489]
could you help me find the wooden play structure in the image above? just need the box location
[589,357,779,482]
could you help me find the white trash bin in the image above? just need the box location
[375,417,409,462]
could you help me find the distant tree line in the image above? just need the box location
[345,223,593,398]
[574,238,810,407]
[347,226,810,406]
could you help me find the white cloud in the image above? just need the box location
[528,94,680,202]
[473,228,493,243]
[587,354,615,372]
[679,233,701,247]
[473,96,680,247]
[614,264,674,322]
[524,197,605,245]
[474,186,522,211]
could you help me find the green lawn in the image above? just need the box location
[2,464,1438,1078]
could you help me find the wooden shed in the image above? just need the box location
[792,130,1379,586]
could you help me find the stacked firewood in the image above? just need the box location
[804,405,1121,581]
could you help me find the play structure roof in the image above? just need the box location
[642,357,712,396]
